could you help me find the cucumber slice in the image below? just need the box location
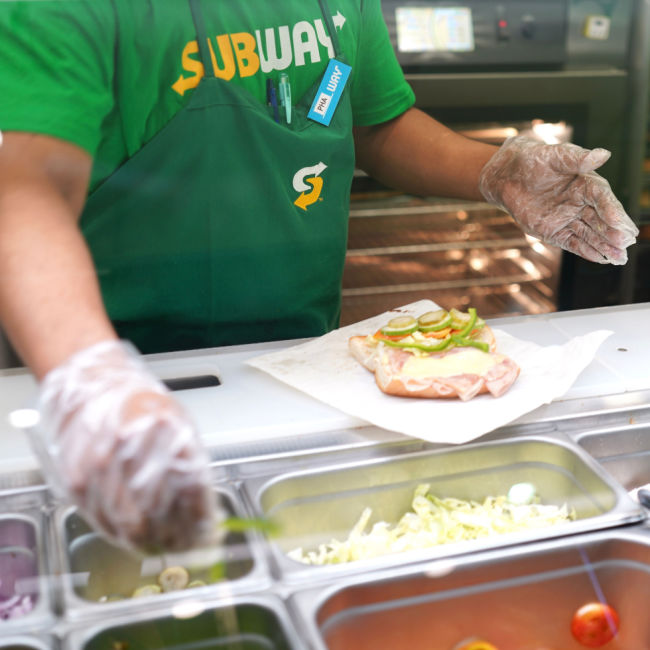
[380,315,418,337]
[449,308,472,330]
[418,309,451,332]
[383,335,453,352]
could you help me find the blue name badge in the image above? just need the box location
[308,59,352,126]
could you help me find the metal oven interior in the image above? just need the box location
[341,0,650,326]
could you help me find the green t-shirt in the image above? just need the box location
[0,0,415,191]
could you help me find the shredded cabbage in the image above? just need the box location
[288,483,575,565]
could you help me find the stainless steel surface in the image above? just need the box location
[346,199,524,248]
[65,594,302,650]
[0,491,54,637]
[242,434,642,586]
[54,485,270,622]
[382,0,569,70]
[342,197,560,325]
[572,422,650,493]
[382,0,636,70]
[567,0,635,67]
[4,302,649,473]
[407,68,630,199]
[625,0,650,225]
[292,525,650,650]
[0,637,54,650]
[0,405,647,646]
[341,282,556,330]
[0,306,648,646]
[620,1,650,303]
[372,0,649,312]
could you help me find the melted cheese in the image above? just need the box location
[401,347,497,378]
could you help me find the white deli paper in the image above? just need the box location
[246,301,613,444]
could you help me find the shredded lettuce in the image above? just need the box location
[288,483,575,565]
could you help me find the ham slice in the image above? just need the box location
[349,326,519,401]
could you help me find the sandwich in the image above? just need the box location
[349,307,519,401]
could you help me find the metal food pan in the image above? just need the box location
[573,423,650,492]
[292,525,650,650]
[65,595,302,650]
[54,485,270,621]
[0,636,56,650]
[0,507,53,633]
[242,435,643,585]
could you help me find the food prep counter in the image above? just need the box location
[1,302,650,648]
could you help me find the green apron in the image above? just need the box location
[80,0,355,354]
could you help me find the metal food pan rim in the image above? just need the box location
[54,484,272,620]
[264,508,644,588]
[0,508,54,628]
[242,432,637,524]
[242,433,626,498]
[289,523,650,650]
[0,635,52,650]
[0,511,42,526]
[240,433,642,584]
[64,592,304,650]
[571,420,650,457]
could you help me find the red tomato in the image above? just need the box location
[571,602,620,647]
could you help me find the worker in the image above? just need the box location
[0,0,638,553]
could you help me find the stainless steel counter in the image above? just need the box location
[1,303,649,475]
[1,303,649,648]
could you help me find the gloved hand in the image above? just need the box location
[478,136,639,264]
[34,340,220,553]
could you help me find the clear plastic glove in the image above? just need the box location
[34,340,220,553]
[479,136,639,264]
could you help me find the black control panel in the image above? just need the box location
[382,0,569,71]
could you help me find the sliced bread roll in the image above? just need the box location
[349,325,519,401]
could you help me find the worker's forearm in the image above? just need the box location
[354,107,498,202]
[0,157,116,380]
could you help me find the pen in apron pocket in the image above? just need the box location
[266,78,280,123]
[279,73,292,125]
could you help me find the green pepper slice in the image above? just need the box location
[450,334,490,353]
[457,307,478,337]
